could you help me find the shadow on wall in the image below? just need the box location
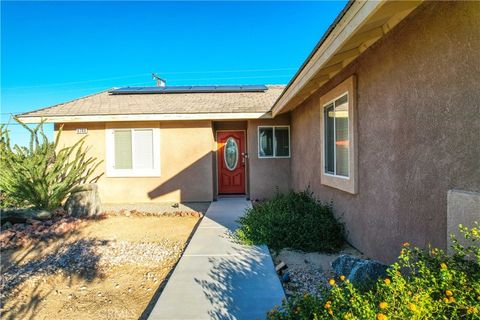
[147,151,214,202]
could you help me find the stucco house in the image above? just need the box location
[18,0,480,262]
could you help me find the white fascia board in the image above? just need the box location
[17,112,272,123]
[272,1,384,116]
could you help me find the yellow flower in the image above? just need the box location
[340,275,346,281]
[445,290,453,297]
[379,301,388,309]
[328,309,334,315]
[329,279,336,286]
[384,278,391,285]
[467,306,478,314]
[407,291,412,296]
[343,312,352,319]
[376,313,388,320]
[443,298,449,303]
[402,242,410,247]
[324,302,331,309]
[449,296,456,303]
[440,263,448,270]
[408,303,417,312]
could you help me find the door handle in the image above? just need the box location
[241,152,248,164]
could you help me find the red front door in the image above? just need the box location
[217,131,246,194]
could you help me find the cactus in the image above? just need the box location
[0,118,101,210]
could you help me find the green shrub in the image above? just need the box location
[236,189,345,252]
[0,119,101,211]
[267,223,480,320]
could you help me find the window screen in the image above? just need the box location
[113,129,155,170]
[114,130,133,169]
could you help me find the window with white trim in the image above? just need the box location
[320,75,357,194]
[258,126,290,158]
[106,128,160,177]
[324,93,349,177]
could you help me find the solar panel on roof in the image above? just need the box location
[109,85,267,95]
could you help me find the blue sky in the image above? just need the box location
[1,1,347,146]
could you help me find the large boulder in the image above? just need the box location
[332,254,388,288]
[64,183,101,218]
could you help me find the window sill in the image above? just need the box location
[106,169,161,178]
[321,172,357,194]
[258,156,291,159]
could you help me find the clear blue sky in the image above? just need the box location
[1,1,347,146]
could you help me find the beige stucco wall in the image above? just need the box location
[247,114,291,200]
[56,120,214,203]
[290,1,480,262]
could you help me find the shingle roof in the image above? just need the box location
[20,85,285,118]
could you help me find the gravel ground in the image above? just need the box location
[1,238,183,302]
[272,246,363,298]
[101,202,210,215]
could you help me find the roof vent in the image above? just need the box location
[152,73,166,87]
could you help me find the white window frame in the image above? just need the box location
[323,92,350,179]
[106,127,160,177]
[320,76,357,194]
[257,125,291,158]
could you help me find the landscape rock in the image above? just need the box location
[64,183,101,218]
[332,254,388,287]
[1,208,53,223]
[2,222,13,230]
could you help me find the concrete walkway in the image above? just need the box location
[148,198,285,320]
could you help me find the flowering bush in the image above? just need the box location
[267,223,480,320]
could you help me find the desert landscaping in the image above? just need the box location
[0,208,204,320]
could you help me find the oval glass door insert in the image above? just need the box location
[224,137,239,171]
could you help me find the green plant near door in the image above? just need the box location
[236,189,345,252]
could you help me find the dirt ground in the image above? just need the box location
[1,215,201,320]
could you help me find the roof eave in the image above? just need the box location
[271,0,423,116]
[16,112,273,124]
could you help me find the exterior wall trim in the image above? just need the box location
[17,112,272,124]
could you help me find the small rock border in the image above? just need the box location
[102,209,204,218]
